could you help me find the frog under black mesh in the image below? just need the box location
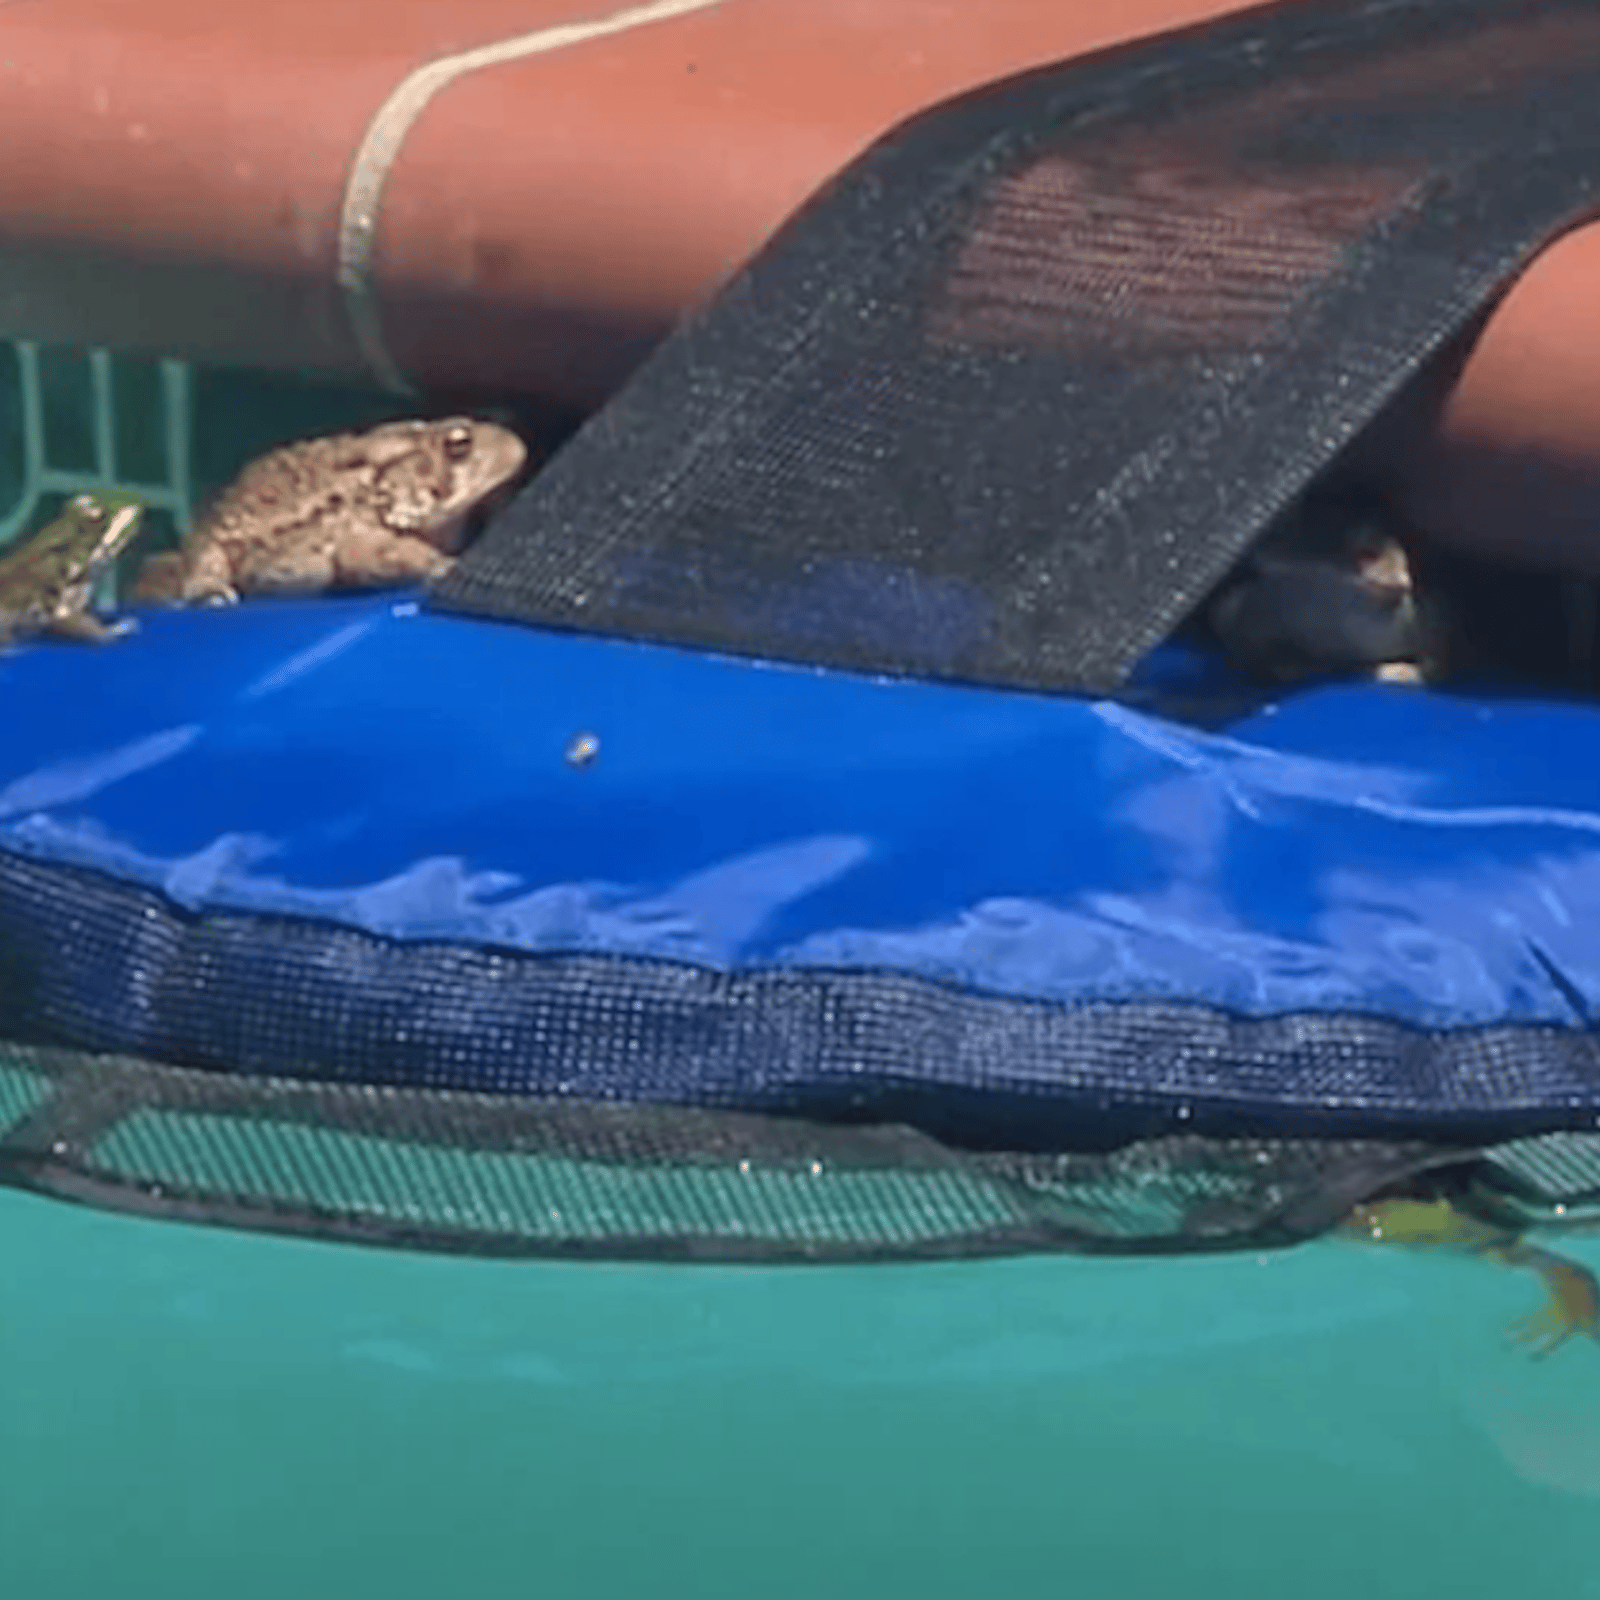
[433,0,1600,695]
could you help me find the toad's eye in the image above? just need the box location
[443,425,473,462]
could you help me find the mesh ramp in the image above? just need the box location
[435,0,1600,695]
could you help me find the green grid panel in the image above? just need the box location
[91,1109,1032,1249]
[0,1057,53,1134]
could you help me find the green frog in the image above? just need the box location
[0,494,147,650]
[1343,1195,1599,1358]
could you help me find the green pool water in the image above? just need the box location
[4,1188,1599,1600]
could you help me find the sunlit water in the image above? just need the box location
[4,1189,1600,1598]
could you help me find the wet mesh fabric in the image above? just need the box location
[434,0,1600,695]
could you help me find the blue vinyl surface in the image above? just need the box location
[3,593,1600,1034]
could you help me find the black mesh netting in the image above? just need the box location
[0,1040,1490,1258]
[3,1042,1598,1258]
[433,0,1600,695]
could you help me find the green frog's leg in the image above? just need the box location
[1480,1240,1600,1358]
[44,611,137,644]
[1342,1196,1599,1356]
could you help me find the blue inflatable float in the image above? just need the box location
[4,0,1600,1296]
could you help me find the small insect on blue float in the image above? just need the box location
[5,0,1600,1356]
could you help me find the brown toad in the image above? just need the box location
[134,417,526,605]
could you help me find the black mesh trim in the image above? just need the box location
[5,845,1600,1157]
[433,0,1600,694]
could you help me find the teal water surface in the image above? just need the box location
[4,1191,1600,1599]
